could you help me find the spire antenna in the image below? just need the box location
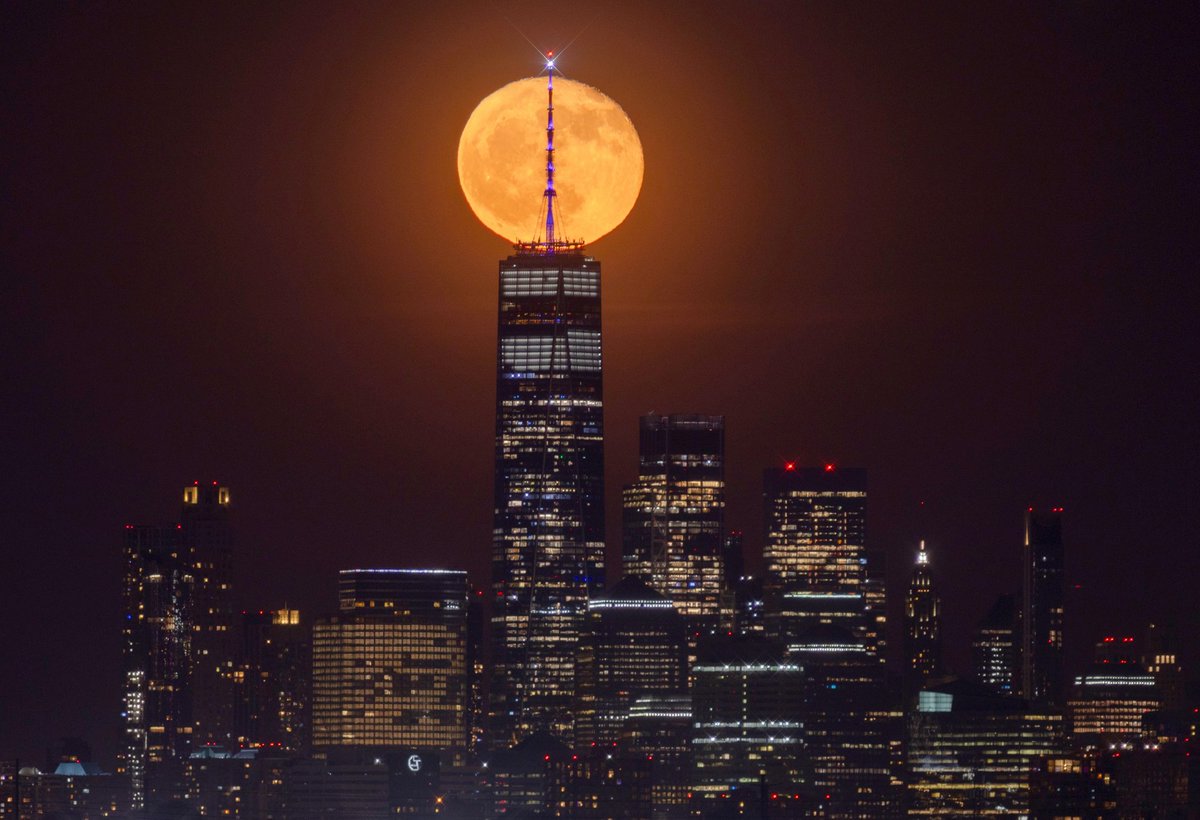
[516,52,584,256]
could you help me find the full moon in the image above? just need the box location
[457,76,644,245]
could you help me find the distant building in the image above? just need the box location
[1067,636,1161,744]
[488,731,570,817]
[182,482,237,749]
[1143,621,1187,710]
[312,569,469,760]
[789,625,904,818]
[908,677,1064,816]
[970,593,1020,695]
[1022,508,1065,702]
[120,482,236,810]
[120,522,193,809]
[690,637,806,812]
[184,746,288,818]
[545,745,652,819]
[234,608,310,752]
[622,414,726,645]
[574,576,687,747]
[762,465,881,654]
[12,761,131,819]
[621,694,692,819]
[903,541,942,696]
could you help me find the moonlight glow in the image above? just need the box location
[457,76,644,245]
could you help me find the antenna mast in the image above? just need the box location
[544,54,557,250]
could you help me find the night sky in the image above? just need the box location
[3,2,1198,766]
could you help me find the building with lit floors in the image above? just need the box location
[903,540,942,697]
[908,677,1064,816]
[1067,636,1161,745]
[312,569,469,761]
[970,593,1020,695]
[574,576,688,747]
[762,465,882,654]
[490,244,607,746]
[120,521,194,810]
[789,625,904,818]
[1023,507,1066,703]
[689,636,808,815]
[622,414,725,645]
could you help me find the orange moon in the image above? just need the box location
[457,76,644,245]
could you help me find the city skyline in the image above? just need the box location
[3,0,1198,775]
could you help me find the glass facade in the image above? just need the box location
[491,252,606,746]
[971,593,1020,695]
[312,569,469,757]
[622,414,725,642]
[762,466,882,653]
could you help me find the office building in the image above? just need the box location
[762,465,879,652]
[789,625,903,817]
[690,637,806,813]
[970,593,1020,695]
[182,482,236,750]
[1022,508,1065,702]
[908,677,1064,815]
[575,576,688,747]
[903,540,942,696]
[120,522,193,809]
[1067,636,1160,744]
[234,608,310,752]
[490,214,606,746]
[622,414,725,642]
[313,569,469,758]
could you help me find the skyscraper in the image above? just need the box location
[574,576,688,746]
[1022,508,1065,703]
[971,593,1020,695]
[490,61,606,746]
[234,608,310,752]
[622,414,725,642]
[119,482,235,810]
[762,465,880,652]
[181,482,235,748]
[313,569,469,757]
[904,540,942,695]
[120,523,193,810]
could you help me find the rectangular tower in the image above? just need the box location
[1022,508,1065,703]
[762,465,877,651]
[313,569,469,756]
[622,414,725,642]
[490,250,606,746]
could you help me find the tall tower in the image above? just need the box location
[1022,508,1065,703]
[622,414,725,644]
[971,593,1019,694]
[491,57,606,746]
[762,465,877,652]
[903,540,942,694]
[181,482,235,747]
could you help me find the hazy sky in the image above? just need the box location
[3,1,1198,764]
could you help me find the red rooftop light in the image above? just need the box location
[824,463,835,472]
[784,462,796,471]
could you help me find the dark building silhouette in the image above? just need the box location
[1022,508,1065,703]
[575,576,688,747]
[903,540,942,696]
[690,636,806,813]
[622,414,725,645]
[971,593,1020,695]
[790,625,904,818]
[234,608,310,752]
[182,482,236,750]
